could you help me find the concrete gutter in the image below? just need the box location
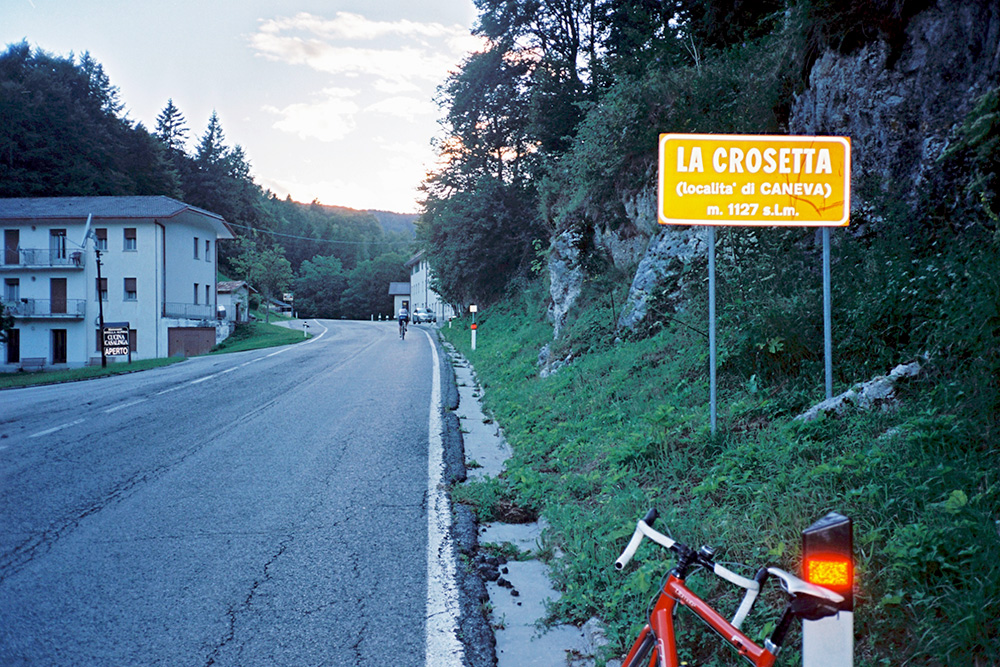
[444,341,610,667]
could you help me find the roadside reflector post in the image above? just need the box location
[469,305,478,351]
[802,512,854,667]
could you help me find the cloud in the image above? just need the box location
[249,9,481,210]
[257,11,462,42]
[264,88,360,142]
[250,11,477,90]
[366,96,437,122]
[250,38,456,88]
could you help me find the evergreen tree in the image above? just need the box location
[0,42,175,196]
[79,51,124,117]
[196,110,228,164]
[155,98,189,153]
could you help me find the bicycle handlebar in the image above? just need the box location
[615,509,763,629]
[614,509,673,571]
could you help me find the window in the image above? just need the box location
[50,229,67,260]
[194,283,199,305]
[194,237,199,259]
[124,228,137,251]
[124,277,137,301]
[95,228,107,250]
[4,278,18,302]
[205,239,211,261]
[205,284,210,305]
[4,229,19,265]
[96,277,108,301]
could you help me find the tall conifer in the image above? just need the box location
[155,98,189,153]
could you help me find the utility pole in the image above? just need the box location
[96,247,106,368]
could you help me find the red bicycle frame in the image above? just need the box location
[623,572,776,667]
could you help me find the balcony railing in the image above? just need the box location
[164,302,215,320]
[4,298,87,318]
[1,248,85,269]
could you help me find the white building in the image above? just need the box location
[217,280,252,323]
[405,251,455,322]
[1,196,234,369]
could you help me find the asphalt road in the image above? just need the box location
[0,320,444,666]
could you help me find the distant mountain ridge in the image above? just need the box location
[368,210,418,237]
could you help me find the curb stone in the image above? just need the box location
[441,340,608,667]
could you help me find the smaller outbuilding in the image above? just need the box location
[217,280,252,323]
[388,282,410,316]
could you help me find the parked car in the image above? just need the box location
[412,307,436,323]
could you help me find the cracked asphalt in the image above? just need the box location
[0,320,441,666]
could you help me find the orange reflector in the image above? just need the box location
[471,323,478,330]
[805,557,851,588]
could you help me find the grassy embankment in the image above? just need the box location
[0,312,306,390]
[442,240,998,666]
[209,310,306,354]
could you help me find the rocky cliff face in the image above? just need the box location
[547,228,585,340]
[545,0,999,338]
[791,0,1000,216]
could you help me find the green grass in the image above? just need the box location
[209,320,309,354]
[0,357,184,389]
[443,276,999,666]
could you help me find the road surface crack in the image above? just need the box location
[202,535,293,667]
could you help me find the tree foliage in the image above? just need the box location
[293,255,346,319]
[338,252,410,319]
[228,238,293,323]
[0,42,176,197]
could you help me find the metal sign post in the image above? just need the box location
[657,133,851,432]
[823,228,833,399]
[95,247,106,368]
[708,227,717,434]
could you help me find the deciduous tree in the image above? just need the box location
[229,237,293,323]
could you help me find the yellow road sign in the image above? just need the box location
[658,134,850,226]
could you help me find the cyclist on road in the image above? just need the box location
[398,306,409,338]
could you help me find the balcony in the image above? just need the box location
[164,302,215,320]
[4,298,87,319]
[1,248,85,270]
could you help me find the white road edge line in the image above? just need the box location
[424,330,465,666]
[104,398,147,414]
[29,418,85,439]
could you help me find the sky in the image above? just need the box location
[1,0,482,213]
